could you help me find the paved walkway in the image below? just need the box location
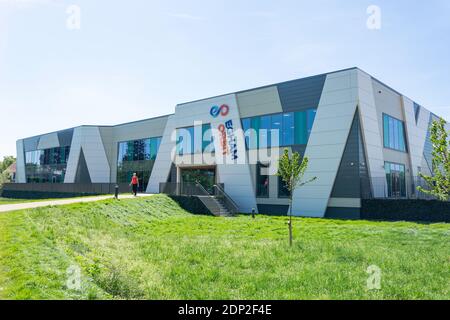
[0,194,154,213]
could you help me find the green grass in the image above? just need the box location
[0,195,112,206]
[0,195,449,300]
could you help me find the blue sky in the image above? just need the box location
[0,0,449,159]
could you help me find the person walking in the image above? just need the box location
[130,173,139,196]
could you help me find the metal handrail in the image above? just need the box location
[195,181,212,196]
[213,184,239,215]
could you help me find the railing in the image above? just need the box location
[159,183,224,196]
[213,184,239,215]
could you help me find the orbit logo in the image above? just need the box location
[210,104,230,118]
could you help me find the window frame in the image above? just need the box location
[382,113,408,153]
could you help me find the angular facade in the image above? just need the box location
[15,68,448,218]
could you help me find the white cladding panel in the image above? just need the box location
[64,127,111,183]
[357,71,386,198]
[16,139,26,183]
[292,69,358,217]
[147,115,177,193]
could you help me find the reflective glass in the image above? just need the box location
[282,113,294,146]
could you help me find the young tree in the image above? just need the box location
[277,149,317,246]
[417,118,450,201]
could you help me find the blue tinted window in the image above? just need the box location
[282,113,294,146]
[242,118,251,149]
[259,116,271,149]
[176,125,214,155]
[306,109,316,135]
[241,109,317,150]
[202,124,215,153]
[271,114,282,148]
[383,114,407,152]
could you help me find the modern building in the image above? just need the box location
[13,67,448,218]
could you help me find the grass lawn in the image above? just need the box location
[0,195,112,206]
[0,195,448,300]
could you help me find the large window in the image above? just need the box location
[278,176,291,198]
[117,137,162,191]
[25,146,71,183]
[383,114,407,152]
[385,162,406,198]
[176,124,214,155]
[241,109,316,149]
[256,163,269,198]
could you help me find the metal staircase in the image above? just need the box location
[159,181,239,217]
[195,183,237,217]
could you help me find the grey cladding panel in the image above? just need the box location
[330,111,370,198]
[75,149,92,184]
[277,75,326,112]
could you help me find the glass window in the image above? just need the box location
[278,176,291,198]
[116,137,162,191]
[256,163,270,198]
[259,116,271,149]
[282,113,294,146]
[241,109,317,150]
[306,109,316,136]
[385,162,406,198]
[25,146,71,183]
[294,111,307,145]
[250,117,261,149]
[383,114,389,147]
[202,124,215,153]
[176,125,214,155]
[383,114,407,152]
[242,118,251,149]
[271,114,282,148]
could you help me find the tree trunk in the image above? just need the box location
[288,197,293,247]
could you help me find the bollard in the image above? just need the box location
[114,185,119,200]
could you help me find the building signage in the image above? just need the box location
[211,104,238,160]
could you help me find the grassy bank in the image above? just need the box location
[0,195,112,206]
[0,195,449,300]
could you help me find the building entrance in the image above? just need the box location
[180,167,216,194]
